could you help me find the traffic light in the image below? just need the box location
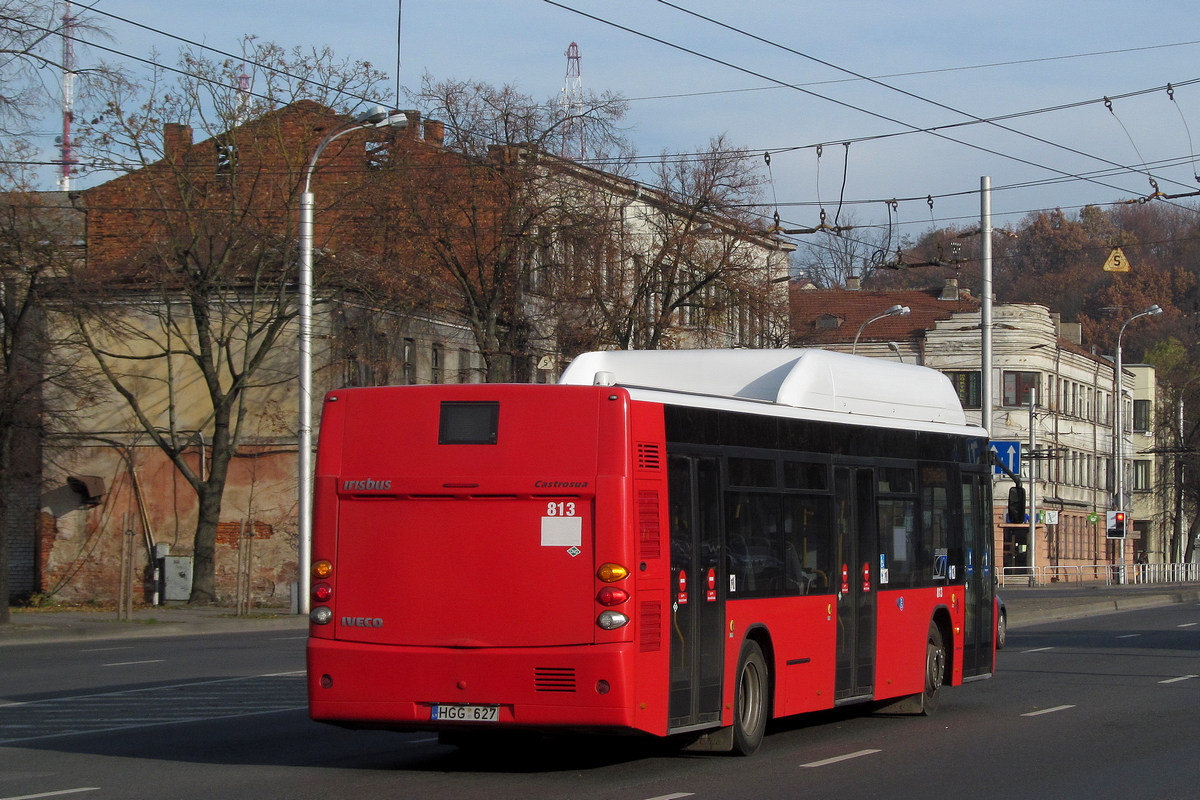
[1006,486,1026,524]
[1106,510,1127,539]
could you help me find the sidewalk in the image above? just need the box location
[1,584,1197,645]
[0,603,308,645]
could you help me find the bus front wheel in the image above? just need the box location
[732,639,768,756]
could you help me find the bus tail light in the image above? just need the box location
[597,563,629,582]
[597,611,629,630]
[313,582,333,602]
[313,559,334,579]
[310,606,333,625]
[596,586,629,606]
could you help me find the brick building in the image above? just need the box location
[17,101,791,607]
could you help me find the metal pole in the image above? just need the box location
[1112,305,1162,583]
[1028,388,1037,585]
[1114,330,1123,518]
[298,189,314,614]
[1177,395,1185,564]
[296,108,409,617]
[980,177,993,437]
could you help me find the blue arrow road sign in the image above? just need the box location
[991,440,1021,476]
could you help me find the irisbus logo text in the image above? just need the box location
[342,478,392,491]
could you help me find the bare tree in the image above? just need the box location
[0,1,116,621]
[561,137,787,353]
[379,74,628,381]
[790,211,895,288]
[66,41,389,604]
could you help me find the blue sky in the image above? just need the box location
[42,0,1200,240]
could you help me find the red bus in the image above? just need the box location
[307,349,996,754]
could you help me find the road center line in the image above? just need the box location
[102,660,165,667]
[801,749,881,768]
[1177,622,1198,628]
[1022,646,1055,653]
[641,794,694,800]
[1022,705,1075,717]
[1159,674,1198,684]
[1116,634,1141,639]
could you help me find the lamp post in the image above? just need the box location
[1113,303,1162,583]
[298,106,410,615]
[853,304,910,354]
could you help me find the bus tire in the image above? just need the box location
[922,621,946,716]
[732,639,768,756]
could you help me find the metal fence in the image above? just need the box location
[999,562,1200,587]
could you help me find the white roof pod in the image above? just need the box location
[559,348,972,430]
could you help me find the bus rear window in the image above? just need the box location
[439,401,499,445]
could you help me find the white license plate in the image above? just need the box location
[431,704,499,722]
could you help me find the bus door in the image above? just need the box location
[667,454,724,731]
[961,471,995,676]
[834,466,877,701]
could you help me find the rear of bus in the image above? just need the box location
[306,384,671,736]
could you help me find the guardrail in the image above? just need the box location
[999,562,1200,587]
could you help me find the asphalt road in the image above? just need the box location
[2,600,1198,800]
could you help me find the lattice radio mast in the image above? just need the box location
[57,1,76,190]
[559,42,584,160]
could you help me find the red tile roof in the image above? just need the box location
[790,284,980,346]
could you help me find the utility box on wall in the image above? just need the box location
[162,556,193,602]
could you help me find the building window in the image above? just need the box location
[402,338,416,385]
[1002,371,1039,407]
[945,371,981,409]
[1132,399,1151,433]
[1133,459,1151,491]
[365,137,390,170]
[214,136,237,174]
[458,349,473,384]
[431,343,443,384]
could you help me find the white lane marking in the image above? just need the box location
[1022,705,1075,717]
[1116,634,1141,639]
[1177,622,1198,628]
[102,660,165,667]
[1022,647,1055,653]
[0,706,307,745]
[801,749,882,768]
[0,670,306,708]
[1159,674,1198,684]
[0,790,99,800]
[79,646,134,652]
[642,795,694,800]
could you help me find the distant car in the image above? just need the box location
[996,593,1007,650]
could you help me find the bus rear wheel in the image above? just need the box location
[922,622,946,715]
[732,639,768,756]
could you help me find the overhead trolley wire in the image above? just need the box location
[546,0,1200,213]
[652,0,1199,197]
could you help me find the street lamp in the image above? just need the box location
[1113,304,1162,510]
[298,106,410,615]
[1112,303,1162,584]
[853,304,910,354]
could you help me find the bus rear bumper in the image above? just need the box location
[307,638,647,734]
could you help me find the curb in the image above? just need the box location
[0,610,308,646]
[1006,588,1200,629]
